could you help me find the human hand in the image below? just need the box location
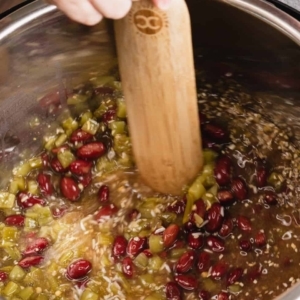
[50,0,172,26]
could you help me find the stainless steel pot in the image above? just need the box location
[0,0,299,299]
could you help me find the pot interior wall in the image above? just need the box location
[0,0,299,188]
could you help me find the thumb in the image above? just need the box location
[149,0,172,10]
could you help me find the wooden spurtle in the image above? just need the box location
[114,0,202,195]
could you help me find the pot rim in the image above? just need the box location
[224,0,300,45]
[0,0,299,44]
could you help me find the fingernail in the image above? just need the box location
[157,0,171,10]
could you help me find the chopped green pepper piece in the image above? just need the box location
[109,121,126,136]
[82,119,99,135]
[44,135,57,151]
[90,76,115,88]
[148,255,163,271]
[117,98,126,118]
[27,180,39,195]
[62,117,79,132]
[55,133,68,147]
[36,294,49,300]
[2,226,18,243]
[29,157,43,169]
[0,193,15,209]
[149,234,164,254]
[80,289,99,300]
[3,281,19,296]
[9,266,26,282]
[57,150,75,169]
[67,94,89,105]
[13,162,31,177]
[9,176,26,194]
[134,252,149,269]
[203,149,218,164]
[80,111,93,126]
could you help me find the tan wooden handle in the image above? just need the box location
[114,0,203,195]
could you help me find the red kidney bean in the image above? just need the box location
[205,203,224,233]
[41,152,50,168]
[102,109,116,123]
[127,209,140,221]
[227,267,244,286]
[70,160,92,175]
[70,129,93,143]
[175,250,196,273]
[122,257,134,278]
[169,240,185,251]
[219,218,234,237]
[0,271,8,282]
[98,185,110,203]
[126,237,147,257]
[159,251,168,260]
[142,249,153,258]
[163,224,180,248]
[165,282,181,300]
[37,173,53,196]
[256,166,268,188]
[217,189,234,205]
[51,158,67,173]
[78,173,92,188]
[76,278,90,289]
[174,275,197,291]
[4,214,25,227]
[239,240,252,252]
[198,290,210,300]
[51,145,69,154]
[236,215,252,232]
[218,292,229,300]
[60,177,81,202]
[167,198,186,215]
[183,221,197,234]
[94,204,118,221]
[203,123,227,141]
[197,252,211,272]
[263,190,278,205]
[214,155,232,186]
[23,237,49,256]
[18,255,44,268]
[231,177,248,201]
[248,264,262,281]
[210,261,228,280]
[192,199,206,218]
[112,236,128,259]
[254,231,266,247]
[39,90,64,108]
[51,206,68,219]
[17,192,46,209]
[66,259,92,280]
[188,232,204,249]
[206,236,225,253]
[94,86,114,95]
[77,142,106,160]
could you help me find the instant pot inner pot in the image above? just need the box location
[0,0,299,298]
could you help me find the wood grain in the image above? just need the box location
[115,0,203,195]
